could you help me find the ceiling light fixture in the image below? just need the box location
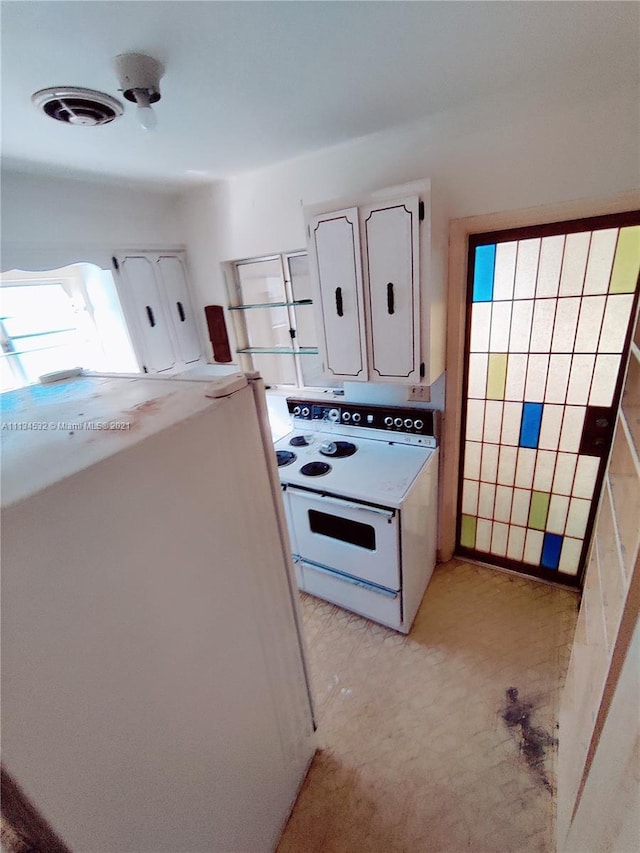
[113,53,164,131]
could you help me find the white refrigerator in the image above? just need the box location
[1,372,315,852]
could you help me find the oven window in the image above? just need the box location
[308,509,376,550]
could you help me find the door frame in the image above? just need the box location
[440,190,640,567]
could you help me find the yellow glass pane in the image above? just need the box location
[610,225,640,293]
[491,522,509,556]
[487,353,508,399]
[583,228,618,294]
[514,239,541,299]
[528,491,551,530]
[460,515,477,548]
[536,235,565,298]
[493,241,517,300]
[559,231,590,295]
[507,525,526,560]
[545,355,571,404]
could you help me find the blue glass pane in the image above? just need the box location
[541,533,563,570]
[519,402,543,448]
[473,244,496,302]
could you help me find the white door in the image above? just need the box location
[156,255,201,364]
[362,196,421,381]
[309,207,368,380]
[118,256,176,373]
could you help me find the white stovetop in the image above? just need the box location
[1,373,247,507]
[274,428,434,509]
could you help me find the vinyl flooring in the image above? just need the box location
[277,559,579,853]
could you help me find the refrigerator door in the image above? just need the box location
[2,377,314,852]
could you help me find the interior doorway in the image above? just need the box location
[457,212,639,585]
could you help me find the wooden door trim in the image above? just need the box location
[440,190,640,563]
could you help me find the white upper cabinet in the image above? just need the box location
[308,207,367,380]
[305,181,443,386]
[362,196,420,381]
[114,252,202,374]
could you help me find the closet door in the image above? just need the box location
[309,207,367,380]
[156,255,201,364]
[362,196,420,381]
[118,255,176,373]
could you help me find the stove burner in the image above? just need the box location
[289,435,309,447]
[300,461,331,477]
[319,440,357,458]
[276,450,296,467]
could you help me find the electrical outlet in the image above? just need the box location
[407,385,430,402]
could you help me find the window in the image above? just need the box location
[0,265,138,392]
[228,252,329,388]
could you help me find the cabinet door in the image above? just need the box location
[156,255,201,364]
[362,196,420,381]
[309,207,367,380]
[118,255,176,373]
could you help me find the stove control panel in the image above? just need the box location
[287,398,437,439]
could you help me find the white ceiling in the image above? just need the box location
[2,1,638,188]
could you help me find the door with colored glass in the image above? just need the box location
[458,213,640,584]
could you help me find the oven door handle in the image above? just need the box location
[288,487,395,519]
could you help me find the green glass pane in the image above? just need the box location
[528,491,551,530]
[610,226,640,293]
[460,515,477,548]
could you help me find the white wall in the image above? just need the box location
[178,83,640,336]
[1,170,185,271]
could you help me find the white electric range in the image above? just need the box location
[274,397,439,633]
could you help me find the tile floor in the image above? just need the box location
[277,559,579,853]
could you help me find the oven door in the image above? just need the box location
[287,486,400,591]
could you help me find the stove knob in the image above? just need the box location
[342,411,351,421]
[404,418,413,429]
[394,417,403,428]
[414,419,424,430]
[301,407,310,417]
[384,416,393,427]
[328,408,340,422]
[293,406,301,416]
[352,412,361,423]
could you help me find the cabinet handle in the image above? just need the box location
[335,287,344,317]
[387,282,395,315]
[176,301,186,322]
[145,305,156,328]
